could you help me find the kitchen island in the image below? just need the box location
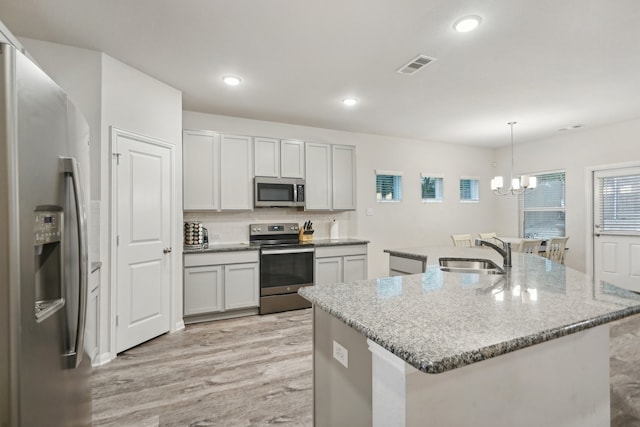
[299,246,640,427]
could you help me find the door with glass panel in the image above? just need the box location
[593,167,640,292]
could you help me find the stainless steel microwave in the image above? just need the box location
[254,177,305,208]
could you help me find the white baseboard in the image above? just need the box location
[92,351,112,367]
[174,319,185,332]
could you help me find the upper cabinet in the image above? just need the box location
[305,142,356,211]
[254,137,304,178]
[183,130,220,211]
[183,130,253,211]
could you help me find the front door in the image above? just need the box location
[593,166,640,292]
[114,128,173,353]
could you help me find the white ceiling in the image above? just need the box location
[1,0,640,147]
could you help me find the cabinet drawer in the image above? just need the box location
[389,255,426,275]
[316,244,367,258]
[184,250,259,267]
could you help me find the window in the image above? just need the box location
[421,175,444,202]
[459,178,479,202]
[376,170,402,202]
[519,171,566,239]
[597,171,640,233]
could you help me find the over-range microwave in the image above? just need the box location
[254,177,305,208]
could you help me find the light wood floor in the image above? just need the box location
[93,308,640,427]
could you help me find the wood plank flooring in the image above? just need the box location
[93,308,640,426]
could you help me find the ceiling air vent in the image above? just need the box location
[396,55,437,75]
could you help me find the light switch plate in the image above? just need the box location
[333,340,349,368]
[366,207,374,216]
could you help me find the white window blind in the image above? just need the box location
[376,171,403,201]
[519,171,566,239]
[459,178,479,202]
[598,174,640,232]
[421,175,443,202]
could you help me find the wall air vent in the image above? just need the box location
[396,55,437,75]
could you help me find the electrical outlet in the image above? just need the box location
[333,340,349,368]
[210,234,221,240]
[366,207,374,216]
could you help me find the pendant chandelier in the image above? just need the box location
[491,121,537,196]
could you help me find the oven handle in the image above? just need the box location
[261,247,315,255]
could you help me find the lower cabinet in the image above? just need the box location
[315,245,368,286]
[184,250,259,322]
[86,268,100,365]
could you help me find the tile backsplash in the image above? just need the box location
[183,209,355,244]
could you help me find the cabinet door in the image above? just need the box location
[281,139,305,178]
[315,256,343,286]
[224,263,259,310]
[183,130,219,210]
[254,137,279,177]
[86,284,99,363]
[343,255,367,282]
[305,142,332,210]
[220,134,253,210]
[184,265,223,315]
[332,144,356,210]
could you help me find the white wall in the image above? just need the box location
[184,111,498,279]
[492,117,640,273]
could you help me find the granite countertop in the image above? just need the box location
[183,238,369,254]
[299,246,640,374]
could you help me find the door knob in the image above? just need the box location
[163,247,172,254]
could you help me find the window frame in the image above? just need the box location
[459,176,480,203]
[519,170,566,239]
[421,173,444,203]
[375,169,403,203]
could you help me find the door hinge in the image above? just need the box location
[116,235,120,246]
[116,315,119,326]
[113,152,122,165]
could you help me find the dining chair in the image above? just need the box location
[451,234,474,247]
[544,237,569,264]
[478,232,498,245]
[520,239,542,255]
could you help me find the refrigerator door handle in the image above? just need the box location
[62,157,88,368]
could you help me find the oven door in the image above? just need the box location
[260,247,314,295]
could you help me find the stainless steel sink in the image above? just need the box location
[438,258,505,275]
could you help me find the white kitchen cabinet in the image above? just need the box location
[254,137,280,177]
[332,145,357,210]
[305,142,356,211]
[183,250,259,322]
[183,130,253,211]
[184,265,224,315]
[315,244,368,286]
[225,263,259,310]
[220,134,253,210]
[183,130,220,210]
[280,139,305,178]
[305,142,332,210]
[254,137,305,178]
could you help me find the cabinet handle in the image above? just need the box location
[163,247,172,254]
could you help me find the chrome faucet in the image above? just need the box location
[475,238,512,268]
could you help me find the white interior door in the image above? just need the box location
[114,129,172,353]
[593,166,640,292]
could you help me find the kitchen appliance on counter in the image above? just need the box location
[184,221,208,249]
[254,177,305,208]
[250,223,314,314]
[1,42,92,426]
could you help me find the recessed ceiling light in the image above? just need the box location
[559,124,584,131]
[453,15,482,33]
[222,75,242,86]
[342,97,359,106]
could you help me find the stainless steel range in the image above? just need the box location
[250,223,314,314]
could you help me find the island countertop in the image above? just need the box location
[298,246,640,374]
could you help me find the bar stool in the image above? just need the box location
[451,234,473,247]
[544,237,569,264]
[478,232,498,245]
[520,239,542,255]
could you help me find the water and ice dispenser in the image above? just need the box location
[34,208,65,322]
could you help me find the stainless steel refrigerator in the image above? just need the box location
[0,42,92,426]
